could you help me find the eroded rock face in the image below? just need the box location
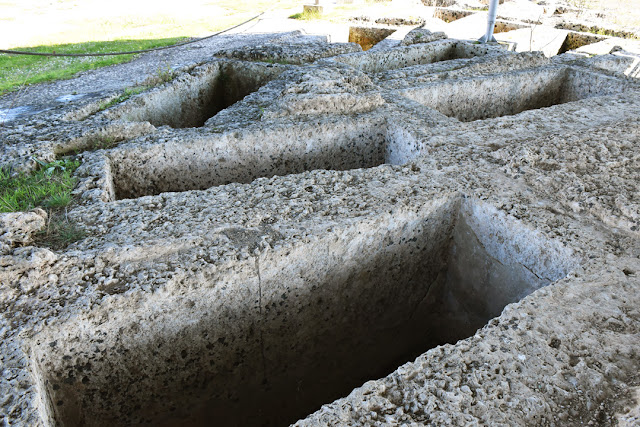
[1,27,640,427]
[0,209,47,254]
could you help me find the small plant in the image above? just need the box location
[85,135,119,151]
[156,64,175,84]
[142,63,176,87]
[289,9,322,20]
[32,157,70,176]
[569,0,589,11]
[34,214,86,250]
[97,85,149,111]
[96,65,177,113]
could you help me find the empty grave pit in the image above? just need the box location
[558,32,607,54]
[432,8,525,32]
[105,60,285,128]
[107,119,418,200]
[332,40,492,74]
[493,20,529,34]
[401,66,632,122]
[432,7,474,23]
[348,26,397,51]
[32,196,577,426]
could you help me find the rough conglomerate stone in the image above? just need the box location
[0,26,639,427]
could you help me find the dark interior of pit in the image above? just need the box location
[558,32,605,54]
[182,64,268,128]
[43,201,566,427]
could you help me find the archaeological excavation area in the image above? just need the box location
[1,12,640,427]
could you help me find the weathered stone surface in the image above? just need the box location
[217,40,362,65]
[0,209,47,254]
[400,28,448,45]
[1,11,640,427]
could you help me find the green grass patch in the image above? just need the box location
[289,10,322,20]
[0,38,186,96]
[0,158,81,212]
[82,135,121,151]
[0,158,86,249]
[0,0,302,94]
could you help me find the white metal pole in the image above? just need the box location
[479,0,499,43]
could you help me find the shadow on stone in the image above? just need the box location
[106,61,285,128]
[32,196,576,427]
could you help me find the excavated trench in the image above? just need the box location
[402,66,631,121]
[348,26,397,51]
[333,40,491,73]
[558,32,606,54]
[33,196,575,427]
[433,7,473,23]
[106,60,285,128]
[105,65,630,201]
[107,119,407,200]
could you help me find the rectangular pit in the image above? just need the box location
[558,32,607,54]
[332,39,493,73]
[348,26,397,51]
[32,196,577,427]
[104,60,286,128]
[107,117,416,200]
[493,19,530,34]
[401,66,632,122]
[433,7,474,23]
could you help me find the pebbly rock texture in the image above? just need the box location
[400,28,448,45]
[0,209,47,254]
[1,25,640,427]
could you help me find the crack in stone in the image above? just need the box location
[255,256,268,385]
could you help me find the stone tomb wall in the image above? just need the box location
[31,196,576,426]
